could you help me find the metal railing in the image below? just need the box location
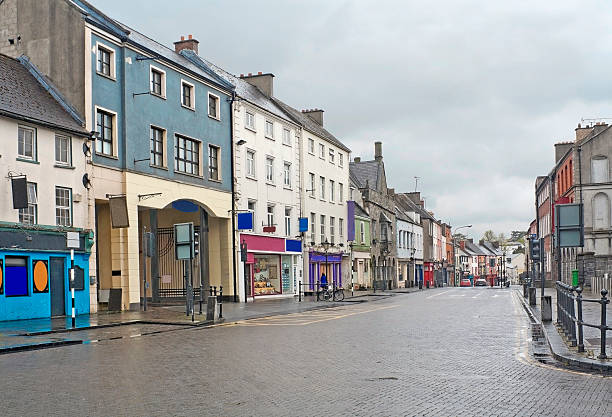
[556,281,610,359]
[297,281,343,302]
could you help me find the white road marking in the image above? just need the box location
[426,290,451,299]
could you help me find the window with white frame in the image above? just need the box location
[329,148,335,164]
[338,183,344,203]
[266,156,274,182]
[96,44,114,78]
[320,176,325,199]
[310,212,316,243]
[150,66,165,97]
[282,128,291,145]
[267,204,275,227]
[319,143,325,159]
[150,126,165,167]
[339,153,344,167]
[208,145,220,181]
[284,207,291,236]
[320,215,326,243]
[350,186,354,200]
[208,93,220,119]
[308,172,315,197]
[265,120,274,139]
[308,138,314,154]
[55,134,72,166]
[283,162,291,187]
[330,217,335,244]
[19,182,37,225]
[174,135,200,175]
[18,126,36,161]
[360,221,365,243]
[95,109,114,156]
[245,111,255,130]
[330,179,335,202]
[181,80,195,109]
[339,218,344,240]
[55,186,72,226]
[248,200,256,229]
[246,149,255,177]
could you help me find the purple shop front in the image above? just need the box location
[308,251,343,290]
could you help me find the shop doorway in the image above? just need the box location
[155,226,201,301]
[49,257,65,317]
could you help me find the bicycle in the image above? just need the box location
[320,286,344,302]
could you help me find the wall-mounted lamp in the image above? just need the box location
[89,131,99,141]
[82,142,91,156]
[82,173,92,189]
[236,139,246,146]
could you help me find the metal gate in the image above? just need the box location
[155,226,201,301]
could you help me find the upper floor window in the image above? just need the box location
[174,135,200,176]
[208,145,220,181]
[181,80,195,109]
[360,221,365,243]
[319,144,325,159]
[248,200,256,229]
[283,128,291,145]
[283,162,291,187]
[320,215,326,243]
[330,217,335,244]
[310,212,316,243]
[246,149,255,177]
[339,183,344,202]
[266,156,274,182]
[330,180,335,202]
[267,204,275,227]
[95,109,115,156]
[150,126,165,167]
[55,186,72,227]
[284,207,291,236]
[591,156,609,183]
[18,126,36,161]
[320,176,325,199]
[308,138,314,154]
[208,93,220,120]
[245,111,255,130]
[19,182,37,225]
[265,120,274,139]
[150,66,166,98]
[96,44,114,78]
[309,173,315,197]
[329,148,335,164]
[339,153,344,167]
[55,134,72,166]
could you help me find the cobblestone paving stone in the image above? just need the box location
[0,287,610,416]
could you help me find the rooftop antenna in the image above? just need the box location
[414,176,420,192]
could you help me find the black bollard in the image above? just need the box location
[219,286,223,319]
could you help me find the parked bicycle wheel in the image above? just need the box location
[322,289,332,301]
[334,289,344,301]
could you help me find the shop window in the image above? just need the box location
[253,255,281,295]
[5,256,28,296]
[70,266,85,291]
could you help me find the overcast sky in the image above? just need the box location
[90,0,612,239]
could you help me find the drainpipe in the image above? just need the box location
[230,91,238,302]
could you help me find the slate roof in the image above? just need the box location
[354,202,369,218]
[73,1,233,92]
[184,52,292,123]
[271,98,351,152]
[464,241,486,256]
[0,54,87,135]
[350,160,381,190]
[481,241,502,256]
[395,193,435,221]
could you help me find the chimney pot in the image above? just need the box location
[174,35,199,54]
[248,72,252,76]
[258,71,262,75]
[354,157,361,163]
[181,35,185,41]
[242,72,275,97]
[301,108,324,126]
[240,74,244,77]
[188,34,193,40]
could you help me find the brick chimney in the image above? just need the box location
[241,72,274,97]
[554,142,573,163]
[302,109,324,126]
[460,241,466,250]
[354,157,361,163]
[575,123,593,143]
[174,34,199,54]
[374,141,383,161]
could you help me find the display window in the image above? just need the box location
[252,255,281,295]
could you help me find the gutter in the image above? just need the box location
[230,92,238,302]
[0,110,88,138]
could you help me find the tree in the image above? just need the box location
[483,230,497,242]
[453,232,468,241]
[510,230,527,242]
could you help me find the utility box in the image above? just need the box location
[206,295,217,321]
[541,295,552,321]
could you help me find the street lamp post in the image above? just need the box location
[452,225,472,287]
[410,247,416,288]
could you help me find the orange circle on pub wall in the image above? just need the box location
[0,265,3,290]
[33,261,48,292]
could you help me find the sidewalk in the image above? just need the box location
[516,286,611,372]
[0,286,420,354]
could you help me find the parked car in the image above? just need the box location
[475,278,487,286]
[460,278,472,287]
